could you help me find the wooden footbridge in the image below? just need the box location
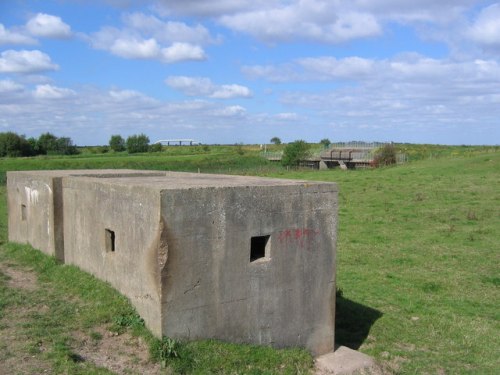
[262,142,380,169]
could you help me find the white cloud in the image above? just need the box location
[0,50,58,74]
[122,12,215,44]
[242,64,299,82]
[211,85,251,99]
[275,112,299,120]
[0,24,37,45]
[0,84,257,145]
[243,56,375,82]
[152,0,274,17]
[213,105,247,116]
[244,53,500,86]
[277,55,500,142]
[153,0,484,48]
[166,76,251,98]
[90,25,206,63]
[352,0,476,23]
[108,89,157,103]
[26,13,71,38]
[219,3,381,43]
[160,42,206,63]
[467,4,500,52]
[110,37,160,59]
[33,84,76,99]
[1,54,498,146]
[165,76,213,96]
[0,79,24,93]
[297,56,374,79]
[155,0,473,23]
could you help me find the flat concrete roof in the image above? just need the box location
[76,171,338,190]
[7,169,166,178]
[9,169,337,191]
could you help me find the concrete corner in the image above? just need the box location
[315,346,378,375]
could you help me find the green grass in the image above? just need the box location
[1,145,499,373]
[0,145,275,184]
[0,244,313,374]
[261,151,500,374]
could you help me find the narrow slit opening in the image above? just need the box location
[105,229,115,252]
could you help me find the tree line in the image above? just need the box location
[0,132,160,157]
[0,132,78,157]
[108,133,160,153]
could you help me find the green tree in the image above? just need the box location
[55,137,79,155]
[281,140,311,166]
[36,133,78,155]
[0,132,34,157]
[37,132,59,154]
[126,133,150,153]
[320,138,331,148]
[109,135,126,152]
[270,137,282,145]
[27,137,38,153]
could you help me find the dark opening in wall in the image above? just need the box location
[105,229,115,252]
[250,235,270,262]
[21,204,27,221]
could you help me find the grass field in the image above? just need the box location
[0,145,499,374]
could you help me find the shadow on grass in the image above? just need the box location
[335,292,383,350]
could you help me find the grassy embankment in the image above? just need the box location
[0,144,499,374]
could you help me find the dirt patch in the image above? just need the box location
[0,260,163,374]
[0,262,39,291]
[72,326,162,375]
[0,326,52,374]
[0,306,53,374]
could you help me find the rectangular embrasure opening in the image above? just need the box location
[250,235,270,262]
[105,229,115,252]
[21,204,27,221]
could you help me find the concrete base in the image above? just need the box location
[315,346,378,375]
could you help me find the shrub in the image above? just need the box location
[373,143,397,167]
[149,142,163,152]
[282,140,311,166]
[126,133,150,153]
[234,143,245,155]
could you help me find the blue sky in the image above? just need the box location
[1,0,499,146]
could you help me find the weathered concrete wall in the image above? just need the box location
[7,171,62,259]
[7,170,166,261]
[7,170,337,356]
[62,177,165,334]
[158,175,337,355]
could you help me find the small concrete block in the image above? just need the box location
[315,346,376,375]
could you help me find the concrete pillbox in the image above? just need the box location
[8,170,338,356]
